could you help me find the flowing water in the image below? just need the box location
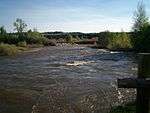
[0,45,137,113]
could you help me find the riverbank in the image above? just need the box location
[0,43,47,56]
[0,42,137,57]
[90,45,135,52]
[0,43,93,56]
[0,43,27,56]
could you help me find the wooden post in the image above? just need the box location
[136,53,150,113]
[118,53,150,113]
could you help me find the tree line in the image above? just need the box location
[0,18,53,47]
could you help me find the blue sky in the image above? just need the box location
[0,0,150,33]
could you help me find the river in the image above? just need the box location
[0,45,137,113]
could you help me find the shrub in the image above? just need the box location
[107,32,132,50]
[0,43,19,56]
[66,34,75,44]
[17,41,27,47]
[26,31,49,45]
[97,32,132,50]
[97,31,110,48]
[0,34,20,44]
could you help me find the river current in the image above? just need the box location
[0,45,137,113]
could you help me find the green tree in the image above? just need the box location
[132,1,150,51]
[0,26,7,35]
[13,18,27,34]
[0,26,7,43]
[132,1,149,32]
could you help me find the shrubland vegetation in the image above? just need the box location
[97,31,132,50]
[107,32,132,50]
[26,30,50,45]
[0,18,54,56]
[0,18,51,46]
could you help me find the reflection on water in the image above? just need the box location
[0,46,137,113]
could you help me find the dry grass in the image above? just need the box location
[0,43,19,56]
[0,43,29,56]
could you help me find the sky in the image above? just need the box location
[0,0,150,33]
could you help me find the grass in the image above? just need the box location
[0,43,19,56]
[0,43,28,56]
[17,41,27,47]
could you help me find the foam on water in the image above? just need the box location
[110,51,121,54]
[66,61,94,66]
